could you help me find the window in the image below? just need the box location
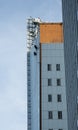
[48,111,53,119]
[48,79,52,86]
[48,95,52,102]
[58,129,63,130]
[49,129,53,130]
[57,79,61,86]
[56,64,60,71]
[48,64,51,71]
[58,111,62,119]
[57,94,62,102]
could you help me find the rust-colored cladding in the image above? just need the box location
[40,23,64,43]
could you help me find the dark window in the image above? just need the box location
[34,52,37,55]
[56,64,60,71]
[58,129,63,130]
[48,95,52,102]
[57,94,62,102]
[58,111,62,119]
[48,64,51,71]
[49,129,53,130]
[57,79,61,86]
[48,111,53,119]
[48,79,52,86]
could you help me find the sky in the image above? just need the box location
[0,0,62,130]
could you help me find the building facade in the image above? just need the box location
[62,0,78,130]
[27,17,78,130]
[27,18,40,130]
[40,23,68,130]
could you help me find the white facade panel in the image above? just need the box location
[41,43,68,130]
[27,18,40,130]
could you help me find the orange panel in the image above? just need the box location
[40,23,63,43]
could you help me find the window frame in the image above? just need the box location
[58,111,62,119]
[57,94,62,102]
[56,64,60,71]
[57,78,61,86]
[48,79,52,86]
[48,94,52,102]
[48,111,53,119]
[47,64,52,71]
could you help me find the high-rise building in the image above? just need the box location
[27,17,77,130]
[27,18,73,130]
[62,0,78,130]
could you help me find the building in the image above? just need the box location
[62,0,78,130]
[27,18,77,130]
